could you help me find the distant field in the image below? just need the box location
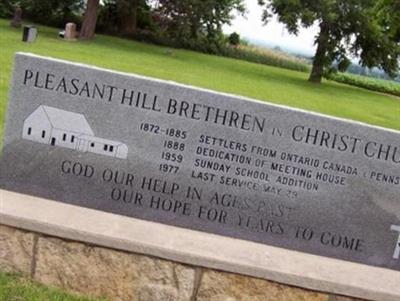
[0,18,399,142]
[221,44,310,72]
[328,72,400,97]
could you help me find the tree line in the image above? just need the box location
[1,0,399,84]
[0,0,245,53]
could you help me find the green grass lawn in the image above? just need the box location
[0,18,399,142]
[0,273,105,301]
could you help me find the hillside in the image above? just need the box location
[0,18,399,142]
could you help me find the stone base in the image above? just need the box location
[1,224,365,301]
[2,190,399,301]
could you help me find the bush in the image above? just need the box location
[326,72,400,97]
[135,27,228,55]
[228,32,240,46]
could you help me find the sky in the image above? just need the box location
[224,0,320,57]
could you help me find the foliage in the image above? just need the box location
[97,0,154,35]
[0,272,106,301]
[326,72,400,97]
[0,0,84,27]
[96,0,118,33]
[258,0,400,83]
[376,0,400,42]
[154,0,245,53]
[336,56,351,73]
[0,0,14,18]
[228,32,240,46]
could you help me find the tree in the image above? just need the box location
[156,0,245,52]
[376,0,400,42]
[0,0,84,27]
[372,0,400,75]
[258,0,400,83]
[116,0,139,36]
[96,0,151,36]
[228,32,240,46]
[80,0,100,40]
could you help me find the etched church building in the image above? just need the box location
[22,105,128,159]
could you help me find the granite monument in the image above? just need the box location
[1,53,399,271]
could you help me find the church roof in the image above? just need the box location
[39,105,94,136]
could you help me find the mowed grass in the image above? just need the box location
[0,273,106,301]
[0,18,399,142]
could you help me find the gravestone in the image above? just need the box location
[0,53,399,272]
[22,25,37,42]
[64,23,77,40]
[10,6,22,28]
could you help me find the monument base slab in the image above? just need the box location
[1,189,398,301]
